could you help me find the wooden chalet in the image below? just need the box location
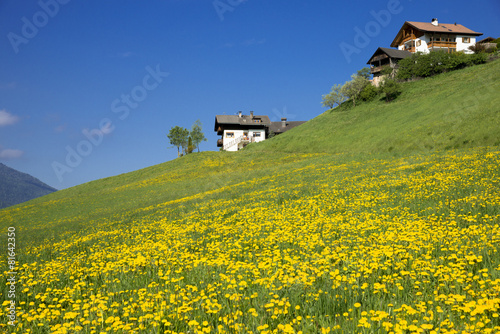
[390,19,482,54]
[214,111,306,151]
[366,47,411,86]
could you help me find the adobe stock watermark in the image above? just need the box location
[51,64,169,183]
[213,0,248,21]
[339,0,409,64]
[7,0,71,54]
[271,106,296,122]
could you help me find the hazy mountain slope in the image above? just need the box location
[0,163,57,209]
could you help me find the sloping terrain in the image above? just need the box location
[0,60,499,333]
[248,59,500,155]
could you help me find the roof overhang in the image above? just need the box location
[390,21,483,47]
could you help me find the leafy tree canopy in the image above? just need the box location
[322,84,346,109]
[167,126,189,157]
[190,119,207,152]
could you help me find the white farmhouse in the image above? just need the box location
[214,111,305,151]
[390,19,483,54]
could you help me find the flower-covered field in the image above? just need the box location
[1,148,500,333]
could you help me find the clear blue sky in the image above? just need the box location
[1,0,499,189]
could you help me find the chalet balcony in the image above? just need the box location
[370,65,389,74]
[241,136,252,143]
[402,34,417,43]
[428,41,457,49]
[403,45,415,53]
[371,62,399,75]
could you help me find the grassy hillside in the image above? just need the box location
[248,58,500,155]
[0,60,499,333]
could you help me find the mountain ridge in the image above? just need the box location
[0,163,57,209]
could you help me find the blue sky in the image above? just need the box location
[1,0,499,189]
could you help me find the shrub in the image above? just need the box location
[396,51,487,81]
[447,52,469,70]
[378,78,401,103]
[359,83,378,102]
[468,52,487,65]
[395,56,415,81]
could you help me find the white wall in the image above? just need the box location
[223,129,243,152]
[456,35,476,53]
[222,129,266,151]
[398,34,476,54]
[416,35,430,53]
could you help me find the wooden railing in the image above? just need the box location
[370,65,392,74]
[428,41,457,49]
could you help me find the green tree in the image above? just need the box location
[187,136,194,154]
[378,77,401,103]
[359,83,378,102]
[167,126,189,157]
[190,119,207,152]
[322,84,346,109]
[341,72,370,107]
[357,67,372,80]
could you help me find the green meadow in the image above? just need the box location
[1,58,499,333]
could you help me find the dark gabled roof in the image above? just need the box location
[478,36,497,44]
[366,47,412,64]
[214,114,271,131]
[391,21,482,47]
[269,121,306,134]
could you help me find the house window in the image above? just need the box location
[253,119,261,123]
[463,37,470,43]
[226,132,234,138]
[253,132,261,137]
[416,40,421,47]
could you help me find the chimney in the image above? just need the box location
[250,111,254,118]
[431,18,438,26]
[281,118,287,128]
[238,111,242,118]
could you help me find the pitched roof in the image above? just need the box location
[269,121,306,134]
[391,21,482,47]
[367,47,412,64]
[478,36,497,44]
[214,114,271,131]
[406,21,482,35]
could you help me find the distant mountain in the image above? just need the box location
[0,163,57,209]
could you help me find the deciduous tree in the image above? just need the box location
[322,84,346,109]
[341,72,370,107]
[167,126,189,157]
[190,120,207,152]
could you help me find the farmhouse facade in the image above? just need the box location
[214,111,305,151]
[390,19,482,54]
[367,19,483,85]
[367,47,412,86]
